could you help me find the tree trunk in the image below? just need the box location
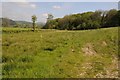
[33,21,35,32]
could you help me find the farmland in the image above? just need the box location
[2,27,119,78]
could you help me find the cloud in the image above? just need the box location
[2,0,28,2]
[1,0,120,2]
[53,5,61,9]
[15,2,37,9]
[2,0,37,9]
[2,2,38,22]
[42,13,48,17]
[30,4,36,8]
[0,3,1,17]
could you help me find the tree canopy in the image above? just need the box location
[43,9,120,30]
[32,15,37,31]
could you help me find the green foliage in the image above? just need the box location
[32,15,37,31]
[43,9,119,30]
[2,27,118,78]
[104,9,119,27]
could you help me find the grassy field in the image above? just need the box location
[2,27,119,78]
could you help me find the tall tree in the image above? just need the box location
[43,14,54,29]
[47,14,54,21]
[101,10,108,27]
[105,9,118,27]
[32,15,37,31]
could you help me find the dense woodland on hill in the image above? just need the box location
[43,9,120,30]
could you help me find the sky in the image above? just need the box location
[1,0,120,2]
[1,0,119,23]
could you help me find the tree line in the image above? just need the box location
[43,9,120,30]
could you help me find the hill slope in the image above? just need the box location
[2,27,119,78]
[0,18,45,28]
[0,18,16,27]
[16,21,32,24]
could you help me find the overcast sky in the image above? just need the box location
[1,0,119,23]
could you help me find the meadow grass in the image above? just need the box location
[2,27,119,78]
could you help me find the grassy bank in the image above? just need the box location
[2,27,119,78]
